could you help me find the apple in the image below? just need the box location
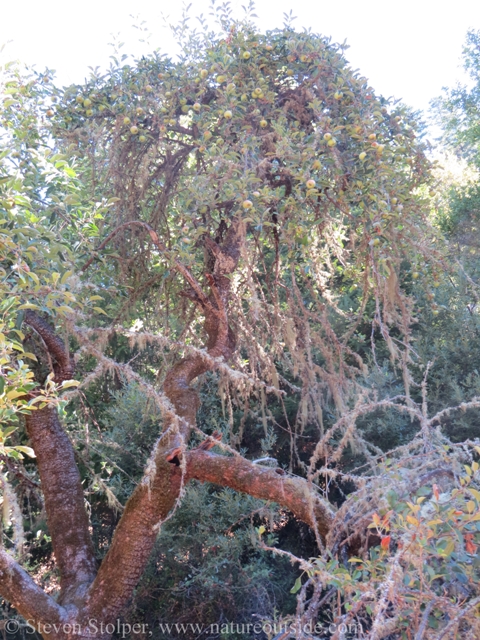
[242,200,253,209]
[169,119,176,125]
[312,160,321,169]
[145,85,153,92]
[76,94,84,103]
[300,54,308,62]
[193,103,201,112]
[130,126,139,135]
[198,145,206,153]
[323,133,332,140]
[359,152,366,161]
[180,98,187,105]
[412,272,419,279]
[372,238,380,246]
[368,133,376,140]
[86,109,93,117]
[224,110,233,119]
[136,107,144,115]
[259,119,267,128]
[253,191,260,197]
[376,144,385,153]
[46,109,54,117]
[327,139,336,147]
[200,69,208,79]
[286,69,294,76]
[99,105,106,112]
[241,93,248,102]
[139,135,147,142]
[203,131,212,140]
[242,51,251,60]
[216,75,226,84]
[265,44,273,51]
[334,91,343,100]
[83,98,92,108]
[123,117,131,125]
[306,179,316,189]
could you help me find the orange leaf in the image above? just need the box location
[380,535,391,550]
[433,483,440,500]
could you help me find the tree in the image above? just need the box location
[1,11,480,640]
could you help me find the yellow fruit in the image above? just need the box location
[198,145,206,153]
[46,109,54,117]
[327,138,336,147]
[242,200,253,209]
[368,133,376,140]
[76,94,84,103]
[98,105,106,112]
[323,132,332,140]
[193,102,201,112]
[286,69,294,76]
[241,93,248,102]
[216,75,226,84]
[306,179,316,189]
[86,109,93,117]
[83,98,92,107]
[130,126,139,135]
[412,272,419,279]
[334,91,343,99]
[359,152,366,161]
[139,135,146,142]
[259,119,267,128]
[376,144,385,153]
[180,98,187,105]
[200,69,208,79]
[181,105,189,113]
[253,191,260,197]
[372,238,380,246]
[145,85,153,92]
[242,51,251,60]
[169,119,177,125]
[224,110,233,119]
[203,131,212,140]
[123,117,131,125]
[265,44,273,51]
[136,107,144,115]
[312,160,321,169]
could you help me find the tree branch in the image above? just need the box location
[25,406,97,606]
[185,450,334,539]
[0,549,66,627]
[24,312,96,605]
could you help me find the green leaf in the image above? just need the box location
[290,576,302,594]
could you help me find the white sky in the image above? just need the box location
[1,0,479,121]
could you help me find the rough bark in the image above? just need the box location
[25,406,97,605]
[24,312,97,605]
[0,549,67,628]
[185,450,335,540]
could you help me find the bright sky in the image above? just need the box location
[1,0,479,122]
